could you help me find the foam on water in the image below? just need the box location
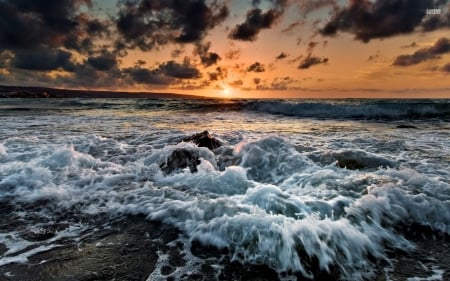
[0,99,449,280]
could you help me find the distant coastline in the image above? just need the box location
[0,85,207,99]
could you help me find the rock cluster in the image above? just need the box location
[160,131,223,174]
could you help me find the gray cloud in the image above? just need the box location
[194,42,221,67]
[12,47,75,71]
[158,60,201,79]
[320,0,444,42]
[87,52,118,71]
[116,0,229,51]
[229,8,282,41]
[393,37,450,66]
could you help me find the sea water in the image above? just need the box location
[0,98,449,280]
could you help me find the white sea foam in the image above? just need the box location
[0,143,7,155]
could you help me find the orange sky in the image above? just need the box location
[0,0,449,98]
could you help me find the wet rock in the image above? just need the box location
[333,150,395,170]
[190,240,229,259]
[160,149,201,174]
[336,159,366,170]
[183,131,222,150]
[219,261,279,281]
[21,225,57,242]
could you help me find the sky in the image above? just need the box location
[0,0,449,98]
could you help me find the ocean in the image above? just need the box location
[0,98,449,281]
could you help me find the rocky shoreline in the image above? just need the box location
[0,215,448,281]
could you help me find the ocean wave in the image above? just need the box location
[246,100,450,119]
[1,122,449,280]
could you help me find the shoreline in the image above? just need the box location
[1,215,448,281]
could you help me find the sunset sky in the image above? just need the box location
[0,0,449,98]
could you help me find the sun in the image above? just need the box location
[223,88,230,95]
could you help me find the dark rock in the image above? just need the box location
[219,261,279,281]
[190,240,229,259]
[336,159,366,170]
[396,125,418,129]
[21,225,57,242]
[160,149,201,174]
[183,131,222,150]
[334,150,395,170]
[160,265,175,275]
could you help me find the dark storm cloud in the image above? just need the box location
[125,67,173,85]
[194,42,221,67]
[393,37,450,66]
[247,62,266,72]
[320,0,444,42]
[12,47,75,71]
[158,60,201,79]
[87,52,118,71]
[116,0,229,51]
[0,0,105,51]
[229,8,282,41]
[298,55,328,69]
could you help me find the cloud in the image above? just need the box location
[12,47,75,71]
[193,42,221,67]
[276,52,288,59]
[171,49,184,58]
[247,62,266,72]
[298,55,328,69]
[0,0,106,52]
[393,37,450,66]
[124,67,173,85]
[320,0,441,42]
[157,60,201,79]
[208,67,227,81]
[123,60,202,86]
[253,78,261,85]
[116,0,229,51]
[224,49,241,60]
[255,76,296,90]
[229,8,282,41]
[87,52,118,71]
[307,41,319,52]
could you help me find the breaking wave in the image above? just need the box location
[246,100,450,119]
